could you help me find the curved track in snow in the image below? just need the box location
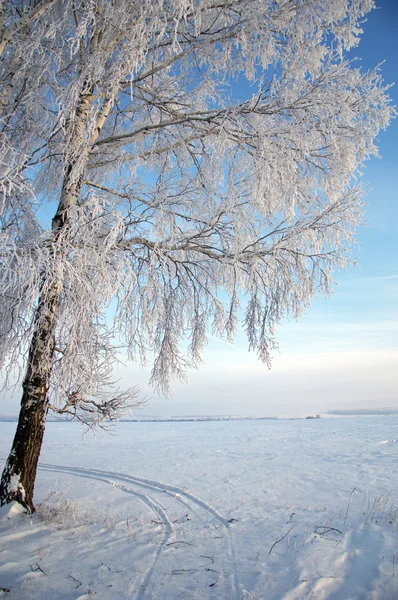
[37,462,240,600]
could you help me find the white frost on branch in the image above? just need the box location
[0,0,395,414]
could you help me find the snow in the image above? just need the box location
[0,416,397,599]
[6,473,25,501]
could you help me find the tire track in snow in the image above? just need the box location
[40,463,230,525]
[37,462,240,599]
[37,464,174,600]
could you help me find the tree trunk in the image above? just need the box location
[0,79,112,511]
[0,160,77,512]
[0,287,60,512]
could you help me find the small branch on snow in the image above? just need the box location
[314,526,342,536]
[200,555,215,565]
[269,525,296,555]
[165,540,193,547]
[170,569,198,575]
[66,574,82,588]
[101,563,124,574]
[30,563,47,575]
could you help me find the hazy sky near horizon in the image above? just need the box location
[2,1,397,418]
[133,0,398,417]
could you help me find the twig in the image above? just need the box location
[205,568,219,573]
[200,555,215,565]
[67,574,82,588]
[344,487,357,524]
[170,569,198,575]
[101,563,124,573]
[30,563,47,575]
[172,513,191,523]
[314,526,342,536]
[269,525,296,555]
[165,540,193,547]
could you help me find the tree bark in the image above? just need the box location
[0,287,60,512]
[0,139,84,512]
[0,176,75,511]
[0,79,113,511]
[0,0,57,58]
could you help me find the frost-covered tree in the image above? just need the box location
[0,0,394,511]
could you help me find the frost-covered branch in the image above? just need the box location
[48,385,144,433]
[0,0,394,401]
[0,0,57,57]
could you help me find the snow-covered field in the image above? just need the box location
[1,416,397,600]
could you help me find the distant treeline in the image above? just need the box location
[121,416,282,423]
[0,415,292,423]
[327,409,398,416]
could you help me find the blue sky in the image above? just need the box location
[135,0,398,418]
[2,1,397,418]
